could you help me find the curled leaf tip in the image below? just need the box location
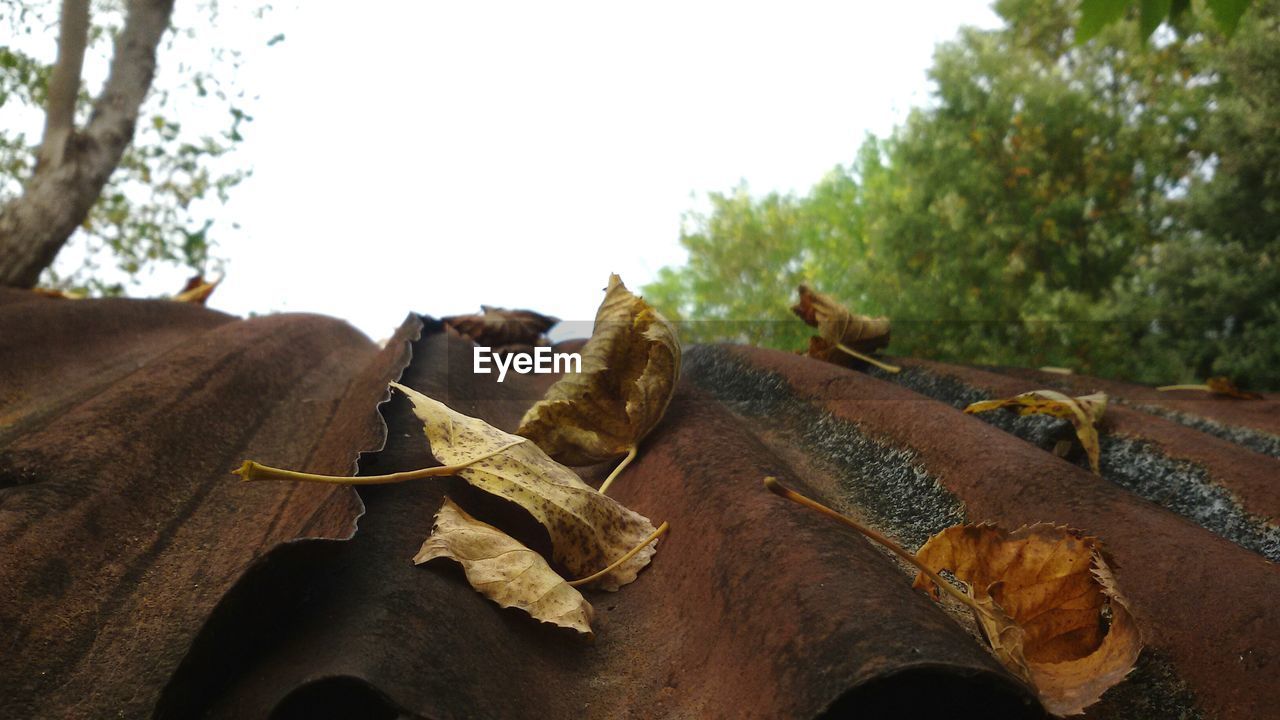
[516,273,681,485]
[173,274,221,304]
[964,390,1107,475]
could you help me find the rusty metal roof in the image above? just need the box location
[2,289,1276,719]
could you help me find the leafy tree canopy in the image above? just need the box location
[1079,0,1255,41]
[645,0,1280,388]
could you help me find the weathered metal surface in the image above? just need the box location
[3,294,1276,719]
[162,319,1040,719]
[702,346,1279,720]
[0,292,403,718]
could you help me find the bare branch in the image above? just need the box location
[84,0,175,158]
[38,0,91,168]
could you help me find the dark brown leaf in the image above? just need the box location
[442,306,559,348]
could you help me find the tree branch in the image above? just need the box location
[0,0,177,288]
[38,0,91,168]
[84,0,175,159]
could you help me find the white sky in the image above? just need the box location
[62,1,1003,340]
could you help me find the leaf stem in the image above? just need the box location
[1156,384,1212,392]
[835,343,901,374]
[568,521,669,587]
[762,476,982,615]
[233,440,525,485]
[597,445,638,495]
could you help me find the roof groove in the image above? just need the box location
[870,361,1280,561]
[992,364,1280,459]
[737,346,1278,719]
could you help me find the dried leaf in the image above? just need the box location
[792,285,899,373]
[965,390,1108,475]
[1039,366,1074,375]
[763,478,1141,716]
[516,274,681,472]
[912,524,1141,716]
[1206,376,1263,400]
[442,305,560,348]
[792,284,890,352]
[393,381,658,591]
[416,498,593,635]
[1157,377,1263,399]
[173,275,220,304]
[31,287,84,300]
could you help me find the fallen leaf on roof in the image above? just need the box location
[31,287,84,299]
[416,498,594,635]
[1157,377,1263,400]
[237,381,663,592]
[792,284,900,373]
[517,274,681,494]
[395,382,664,590]
[964,390,1108,475]
[442,306,560,348]
[173,275,220,304]
[764,477,1140,718]
[912,523,1142,717]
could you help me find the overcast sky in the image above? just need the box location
[71,1,1002,340]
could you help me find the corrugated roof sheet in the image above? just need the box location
[2,290,1276,719]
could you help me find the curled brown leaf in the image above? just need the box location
[763,478,1141,715]
[792,285,900,373]
[442,306,560,348]
[516,274,681,492]
[913,523,1141,716]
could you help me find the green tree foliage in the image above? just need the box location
[0,1,272,294]
[644,178,861,350]
[645,0,1280,388]
[1136,3,1280,383]
[1078,0,1255,41]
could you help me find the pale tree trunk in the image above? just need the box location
[0,0,176,288]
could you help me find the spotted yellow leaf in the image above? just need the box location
[965,390,1108,475]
